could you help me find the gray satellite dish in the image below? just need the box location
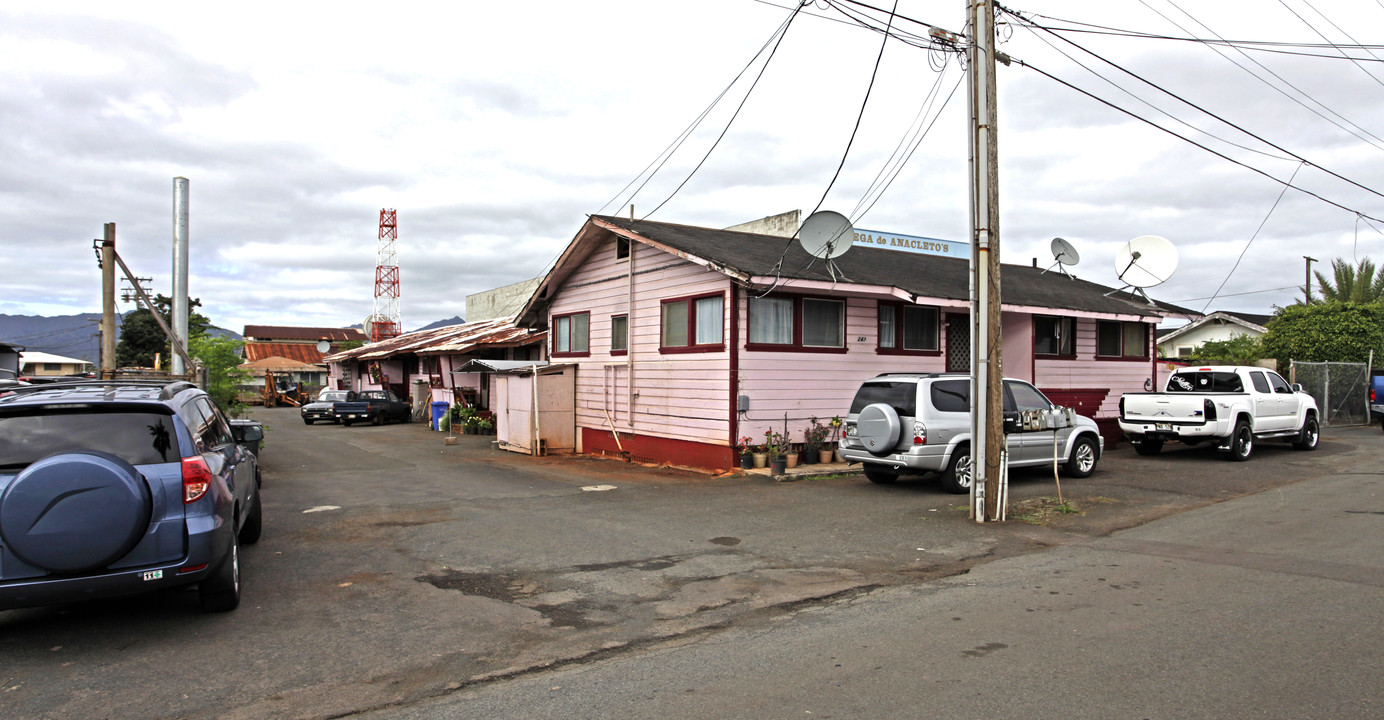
[1109,234,1178,303]
[798,210,855,259]
[316,340,331,354]
[1043,237,1080,278]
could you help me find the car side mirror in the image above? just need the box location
[232,423,264,443]
[1291,383,1304,393]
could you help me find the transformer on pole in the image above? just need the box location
[368,208,402,342]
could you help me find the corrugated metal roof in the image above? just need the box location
[238,356,324,373]
[243,325,367,342]
[244,342,333,364]
[323,318,545,362]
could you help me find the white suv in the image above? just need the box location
[839,373,1103,493]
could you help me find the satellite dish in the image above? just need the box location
[1052,237,1080,266]
[798,210,855,259]
[1114,235,1178,288]
[316,340,331,354]
[1043,237,1080,279]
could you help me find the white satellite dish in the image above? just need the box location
[798,210,855,259]
[316,340,331,354]
[1043,237,1080,278]
[1115,235,1178,287]
[1109,234,1178,304]
[1052,237,1080,266]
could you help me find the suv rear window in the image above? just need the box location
[1167,372,1243,393]
[930,379,970,412]
[0,409,181,468]
[849,381,917,417]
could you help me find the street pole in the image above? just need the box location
[1304,256,1317,305]
[969,0,1004,521]
[101,223,117,379]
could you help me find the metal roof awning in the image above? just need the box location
[451,360,571,375]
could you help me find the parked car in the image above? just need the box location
[301,389,355,424]
[0,379,262,612]
[838,373,1103,493]
[332,389,411,426]
[1118,365,1319,460]
[1370,373,1384,432]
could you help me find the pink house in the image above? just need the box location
[517,215,1188,472]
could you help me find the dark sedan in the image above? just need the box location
[301,390,355,424]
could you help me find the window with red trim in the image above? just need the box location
[1034,315,1075,357]
[660,294,723,352]
[747,295,845,351]
[878,303,939,354]
[552,312,590,356]
[1096,320,1148,359]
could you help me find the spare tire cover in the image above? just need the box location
[857,403,903,457]
[0,450,152,573]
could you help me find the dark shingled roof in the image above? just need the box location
[592,216,1193,319]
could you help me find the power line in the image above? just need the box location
[1280,0,1384,90]
[1201,162,1305,313]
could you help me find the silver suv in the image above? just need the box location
[839,373,1103,493]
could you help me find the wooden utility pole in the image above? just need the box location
[100,223,117,379]
[969,0,1004,521]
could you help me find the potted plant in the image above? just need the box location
[828,415,844,462]
[736,436,758,469]
[476,417,494,435]
[803,417,831,465]
[764,429,789,474]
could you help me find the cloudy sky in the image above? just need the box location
[4,0,1383,334]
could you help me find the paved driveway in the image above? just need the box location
[0,409,1364,720]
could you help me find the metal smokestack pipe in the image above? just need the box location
[172,177,190,375]
[101,223,117,379]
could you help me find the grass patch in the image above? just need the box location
[1011,496,1087,525]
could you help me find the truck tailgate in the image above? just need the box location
[1121,394,1216,423]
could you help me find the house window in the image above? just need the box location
[611,315,628,354]
[1097,320,1148,359]
[1177,346,1194,358]
[1034,316,1075,357]
[747,295,846,352]
[878,304,939,354]
[553,312,590,356]
[616,236,630,260]
[43,363,62,371]
[660,294,723,352]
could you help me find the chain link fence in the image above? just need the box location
[1290,361,1369,427]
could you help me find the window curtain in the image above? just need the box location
[750,297,793,344]
[695,296,723,345]
[802,299,843,347]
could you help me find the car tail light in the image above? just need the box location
[912,421,927,445]
[1204,399,1217,422]
[1372,388,1377,403]
[1119,396,1125,419]
[182,456,213,503]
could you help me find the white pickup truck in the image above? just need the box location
[1118,365,1319,460]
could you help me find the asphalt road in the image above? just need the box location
[0,409,1376,719]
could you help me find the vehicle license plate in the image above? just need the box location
[1155,422,1172,431]
[142,570,163,581]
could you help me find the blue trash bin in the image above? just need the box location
[431,401,450,431]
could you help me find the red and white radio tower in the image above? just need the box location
[368,208,402,342]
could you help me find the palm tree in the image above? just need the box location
[1304,257,1384,304]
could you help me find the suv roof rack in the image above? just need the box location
[871,372,966,379]
[1,379,200,400]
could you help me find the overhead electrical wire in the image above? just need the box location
[1000,5,1384,205]
[1200,162,1305,313]
[1279,0,1384,90]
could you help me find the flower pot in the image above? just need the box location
[752,452,768,468]
[835,449,845,463]
[769,458,787,475]
[740,453,754,469]
[819,449,834,464]
[801,451,816,465]
[785,453,798,469]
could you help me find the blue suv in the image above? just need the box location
[0,380,262,612]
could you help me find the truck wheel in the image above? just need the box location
[862,465,898,484]
[940,444,972,494]
[1228,421,1253,461]
[199,540,241,613]
[1293,415,1320,451]
[1134,438,1163,456]
[372,413,384,426]
[1064,436,1099,478]
[303,418,314,425]
[342,419,353,427]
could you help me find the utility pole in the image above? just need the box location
[1304,256,1317,305]
[969,0,1004,521]
[100,223,117,379]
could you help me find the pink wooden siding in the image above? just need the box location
[1034,317,1157,417]
[547,239,734,448]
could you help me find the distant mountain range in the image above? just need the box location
[3,313,466,362]
[0,313,241,363]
